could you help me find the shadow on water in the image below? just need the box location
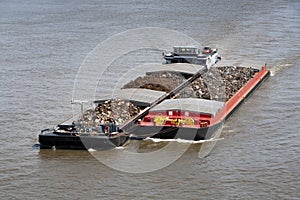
[37,148,95,161]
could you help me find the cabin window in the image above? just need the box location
[185,111,189,116]
[174,48,179,54]
[168,111,173,116]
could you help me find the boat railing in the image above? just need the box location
[40,128,54,134]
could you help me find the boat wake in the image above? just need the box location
[144,137,223,144]
[115,146,125,150]
[88,148,96,152]
[88,146,125,152]
[270,63,293,76]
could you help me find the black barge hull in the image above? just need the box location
[39,132,128,150]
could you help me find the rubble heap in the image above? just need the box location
[190,66,257,100]
[219,66,256,99]
[78,99,140,126]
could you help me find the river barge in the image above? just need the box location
[163,46,221,66]
[38,88,167,150]
[127,64,270,140]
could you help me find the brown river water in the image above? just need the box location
[0,0,299,199]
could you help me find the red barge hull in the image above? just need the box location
[129,65,270,140]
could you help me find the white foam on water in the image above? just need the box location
[115,146,125,150]
[270,63,293,77]
[88,146,125,151]
[144,137,223,144]
[88,148,96,152]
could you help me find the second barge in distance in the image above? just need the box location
[126,61,270,140]
[163,46,221,66]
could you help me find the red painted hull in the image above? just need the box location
[213,65,270,125]
[129,65,270,140]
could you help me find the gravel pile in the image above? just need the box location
[122,71,186,92]
[77,99,140,126]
